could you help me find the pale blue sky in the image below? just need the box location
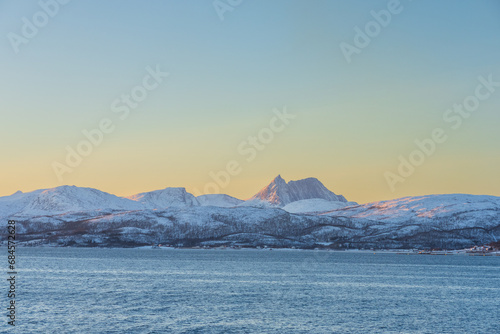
[1,0,499,203]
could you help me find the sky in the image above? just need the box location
[1,0,499,204]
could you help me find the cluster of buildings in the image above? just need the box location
[466,245,499,254]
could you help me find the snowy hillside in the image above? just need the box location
[127,187,200,209]
[197,194,243,207]
[282,198,358,214]
[324,194,500,226]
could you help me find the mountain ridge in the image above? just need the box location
[1,175,352,211]
[1,178,498,249]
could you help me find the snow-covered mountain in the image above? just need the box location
[0,185,142,218]
[197,194,243,207]
[245,175,350,207]
[127,187,200,209]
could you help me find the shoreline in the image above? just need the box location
[10,244,499,255]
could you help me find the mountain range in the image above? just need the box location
[1,176,498,249]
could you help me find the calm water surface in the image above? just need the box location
[7,248,500,333]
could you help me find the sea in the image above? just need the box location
[5,248,499,333]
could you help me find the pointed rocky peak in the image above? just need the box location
[247,175,349,207]
[247,175,288,206]
[263,175,286,190]
[273,174,285,183]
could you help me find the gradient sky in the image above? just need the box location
[1,0,499,204]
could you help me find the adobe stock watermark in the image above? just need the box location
[213,0,243,21]
[7,0,71,54]
[340,0,413,64]
[52,65,169,182]
[192,107,295,196]
[384,74,499,192]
